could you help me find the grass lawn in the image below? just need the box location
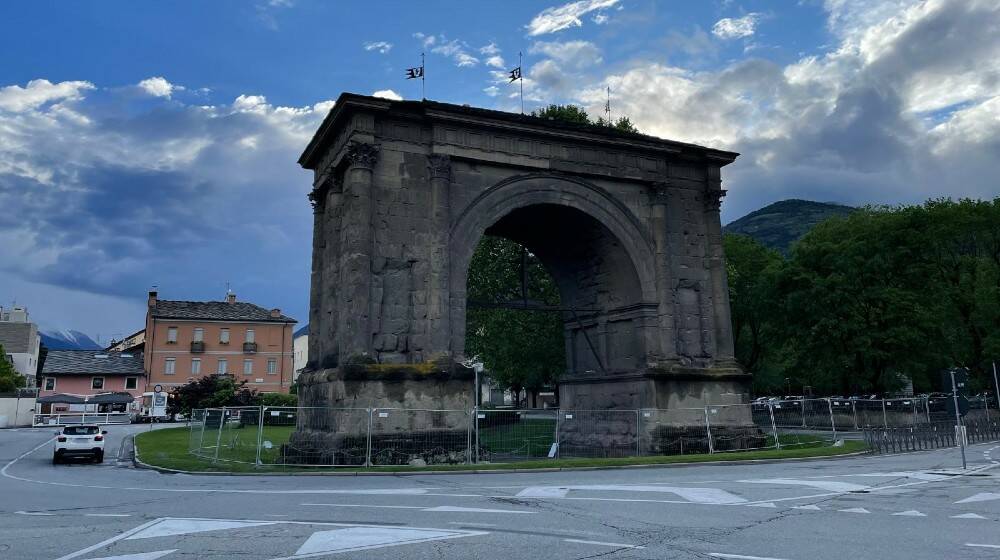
[135,425,868,474]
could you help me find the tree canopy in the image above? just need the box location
[532,104,640,133]
[727,198,1000,396]
[465,236,565,403]
[0,344,26,392]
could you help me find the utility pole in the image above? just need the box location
[950,369,967,470]
[993,361,1000,414]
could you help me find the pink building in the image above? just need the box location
[37,351,146,414]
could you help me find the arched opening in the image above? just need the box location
[463,203,649,407]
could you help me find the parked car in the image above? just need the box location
[53,425,107,464]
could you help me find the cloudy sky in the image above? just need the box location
[1,0,998,340]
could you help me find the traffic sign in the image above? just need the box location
[946,394,970,417]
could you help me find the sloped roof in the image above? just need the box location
[42,351,145,376]
[151,300,296,323]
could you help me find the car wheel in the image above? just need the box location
[94,452,104,463]
[52,454,60,465]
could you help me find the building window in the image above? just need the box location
[165,357,176,375]
[191,358,201,375]
[217,359,228,375]
[125,377,138,390]
[167,327,177,343]
[267,358,277,375]
[44,377,55,391]
[193,327,204,342]
[220,328,230,344]
[245,329,255,343]
[92,377,105,390]
[244,359,253,375]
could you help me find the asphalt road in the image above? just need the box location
[1,424,999,560]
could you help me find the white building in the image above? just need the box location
[293,326,308,383]
[0,306,41,388]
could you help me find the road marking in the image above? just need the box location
[54,518,165,560]
[422,506,534,514]
[956,492,1000,504]
[274,526,482,559]
[740,478,870,493]
[891,510,926,517]
[563,538,645,549]
[951,513,987,519]
[709,554,791,560]
[747,503,777,508]
[85,513,132,517]
[448,522,499,528]
[516,485,746,504]
[791,505,821,511]
[15,511,54,516]
[126,519,277,540]
[967,543,1000,549]
[86,551,175,560]
[838,508,870,514]
[302,503,533,514]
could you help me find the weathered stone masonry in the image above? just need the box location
[295,94,749,445]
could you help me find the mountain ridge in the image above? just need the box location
[724,199,856,253]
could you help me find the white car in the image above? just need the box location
[53,425,107,464]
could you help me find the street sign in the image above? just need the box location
[151,391,168,417]
[946,394,970,417]
[941,368,968,394]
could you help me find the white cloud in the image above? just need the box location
[363,41,393,54]
[485,56,506,69]
[138,76,179,98]
[372,89,403,101]
[712,13,761,39]
[0,79,94,112]
[526,0,620,36]
[413,32,436,48]
[479,42,501,56]
[530,40,602,69]
[483,85,501,97]
[430,37,480,67]
[592,13,609,24]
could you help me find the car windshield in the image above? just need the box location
[63,426,99,435]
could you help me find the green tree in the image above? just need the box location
[168,376,258,416]
[531,104,590,125]
[465,236,565,406]
[0,344,26,392]
[724,234,785,391]
[777,208,941,394]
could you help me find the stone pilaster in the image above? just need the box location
[704,169,736,363]
[321,178,344,368]
[338,142,379,360]
[647,180,677,362]
[426,154,452,356]
[307,186,326,370]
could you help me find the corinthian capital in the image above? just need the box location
[706,189,727,212]
[427,154,451,181]
[345,142,380,170]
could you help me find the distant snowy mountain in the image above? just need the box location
[40,330,102,350]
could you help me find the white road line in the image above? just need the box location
[563,538,645,549]
[838,508,870,514]
[891,510,926,517]
[956,492,1000,504]
[709,554,792,560]
[747,503,777,508]
[301,503,533,514]
[967,543,1000,549]
[302,504,424,510]
[84,513,132,517]
[791,505,821,511]
[740,478,869,492]
[517,485,746,504]
[15,511,54,516]
[951,513,987,519]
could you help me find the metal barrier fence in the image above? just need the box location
[863,417,1000,454]
[186,401,857,468]
[32,412,132,426]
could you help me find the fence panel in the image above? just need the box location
[212,406,261,464]
[557,410,639,458]
[369,408,470,466]
[264,407,371,467]
[188,409,207,455]
[769,399,805,428]
[707,404,775,452]
[474,409,557,462]
[639,408,711,455]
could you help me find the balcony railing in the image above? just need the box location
[243,342,258,353]
[190,341,205,353]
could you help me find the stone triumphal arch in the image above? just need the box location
[293,94,748,456]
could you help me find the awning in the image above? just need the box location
[88,392,136,404]
[36,394,87,404]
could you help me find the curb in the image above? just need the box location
[131,442,869,477]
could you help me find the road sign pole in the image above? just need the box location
[951,370,967,470]
[993,362,1000,420]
